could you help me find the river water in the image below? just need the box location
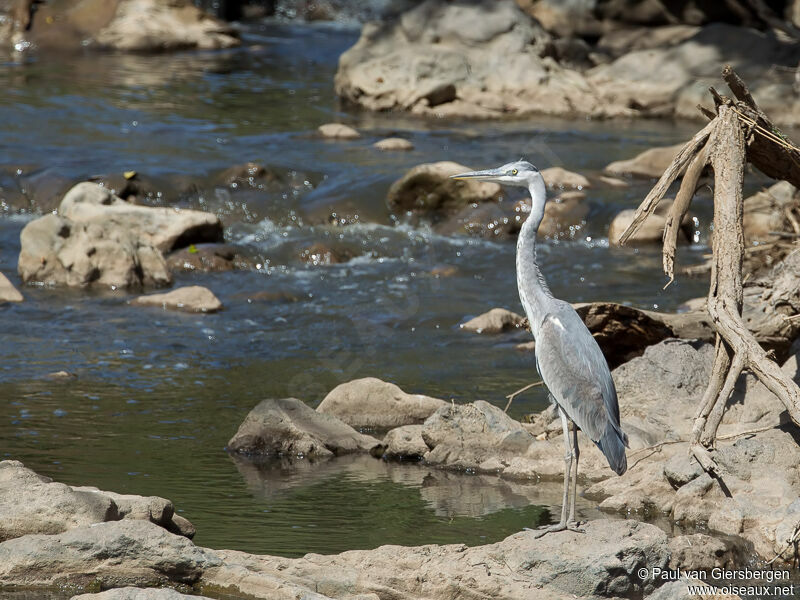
[0,21,719,560]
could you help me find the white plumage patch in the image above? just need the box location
[549,316,566,331]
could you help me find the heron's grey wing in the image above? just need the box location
[534,311,610,443]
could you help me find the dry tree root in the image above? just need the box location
[618,68,800,477]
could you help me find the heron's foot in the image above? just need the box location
[526,520,584,539]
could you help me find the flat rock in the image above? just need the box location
[0,272,23,302]
[0,520,219,589]
[227,397,383,458]
[541,166,590,190]
[317,123,361,139]
[608,197,694,246]
[373,137,414,151]
[72,588,214,599]
[460,307,525,334]
[742,181,799,243]
[387,161,501,217]
[131,286,222,313]
[317,377,447,428]
[0,460,194,542]
[604,143,684,179]
[208,520,669,600]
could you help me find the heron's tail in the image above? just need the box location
[598,422,628,476]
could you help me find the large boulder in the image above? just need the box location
[5,0,239,52]
[608,198,695,246]
[460,307,526,334]
[72,589,214,600]
[386,161,501,219]
[18,182,222,288]
[0,460,194,542]
[207,519,669,600]
[317,377,447,428]
[227,397,383,457]
[0,520,219,589]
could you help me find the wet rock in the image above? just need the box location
[541,166,590,190]
[166,244,255,272]
[131,286,222,313]
[608,198,694,246]
[0,460,194,543]
[742,181,799,243]
[387,161,501,219]
[382,424,428,459]
[373,137,414,151]
[207,519,669,600]
[298,243,353,266]
[0,520,219,589]
[460,307,525,334]
[317,377,447,428]
[71,588,214,600]
[604,143,683,179]
[227,397,383,458]
[317,123,360,139]
[0,272,22,302]
[433,200,518,240]
[538,190,589,238]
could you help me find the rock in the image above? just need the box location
[0,272,23,302]
[165,244,254,272]
[0,460,194,542]
[0,520,219,589]
[539,190,589,238]
[668,534,745,571]
[18,213,171,289]
[382,424,429,459]
[541,166,590,190]
[604,143,684,179]
[433,201,520,240]
[298,243,353,266]
[317,123,360,139]
[596,25,701,56]
[207,520,669,600]
[460,307,526,334]
[18,182,222,288]
[373,137,414,151]
[9,0,238,52]
[71,588,214,600]
[386,161,502,219]
[60,183,222,253]
[608,198,694,246]
[742,181,799,243]
[317,378,447,429]
[227,397,383,458]
[131,286,222,313]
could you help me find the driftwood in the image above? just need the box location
[617,68,800,474]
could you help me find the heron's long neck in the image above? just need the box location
[516,177,553,333]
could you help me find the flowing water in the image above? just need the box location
[0,20,723,563]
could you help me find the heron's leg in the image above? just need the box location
[532,407,571,538]
[567,423,584,532]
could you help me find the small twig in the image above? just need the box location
[504,381,543,412]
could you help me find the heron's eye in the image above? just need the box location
[511,169,518,176]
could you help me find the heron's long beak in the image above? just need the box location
[450,167,504,182]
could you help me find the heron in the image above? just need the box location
[451,160,628,536]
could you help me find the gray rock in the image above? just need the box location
[317,378,447,428]
[668,533,746,571]
[71,587,214,599]
[386,161,501,217]
[207,519,669,600]
[604,144,683,179]
[0,460,194,542]
[382,424,429,458]
[0,520,220,588]
[663,453,702,488]
[608,198,694,247]
[228,397,384,457]
[131,286,223,314]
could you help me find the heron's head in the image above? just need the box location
[450,160,540,188]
